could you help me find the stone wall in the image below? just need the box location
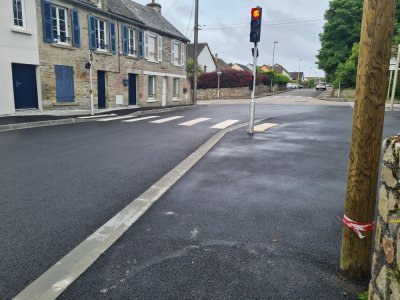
[36,0,191,110]
[197,84,286,100]
[369,136,400,300]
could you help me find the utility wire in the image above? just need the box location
[203,18,324,30]
[186,0,195,37]
[165,0,185,15]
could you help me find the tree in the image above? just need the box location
[261,70,290,84]
[186,58,203,87]
[333,43,359,89]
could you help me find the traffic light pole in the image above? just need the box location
[248,43,258,134]
[88,50,94,116]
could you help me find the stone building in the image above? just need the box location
[36,0,191,110]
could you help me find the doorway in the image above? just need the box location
[12,63,38,109]
[97,71,106,108]
[129,74,137,105]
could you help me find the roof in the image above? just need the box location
[233,63,251,72]
[273,64,291,75]
[215,57,232,71]
[187,43,208,60]
[113,0,189,42]
[290,72,305,79]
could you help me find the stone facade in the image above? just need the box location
[369,137,400,300]
[197,84,286,100]
[36,0,191,110]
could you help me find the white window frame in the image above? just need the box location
[51,6,69,45]
[128,28,136,57]
[95,18,107,51]
[147,32,157,62]
[173,78,180,99]
[13,0,25,29]
[171,40,182,66]
[148,75,156,99]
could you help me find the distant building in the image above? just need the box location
[290,72,305,82]
[231,63,251,72]
[272,64,292,78]
[214,54,232,71]
[259,65,271,73]
[187,43,217,73]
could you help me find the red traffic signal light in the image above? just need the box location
[248,75,255,91]
[251,8,261,20]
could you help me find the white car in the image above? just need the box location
[316,82,326,91]
[287,83,294,89]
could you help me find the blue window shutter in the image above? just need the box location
[42,0,53,43]
[71,9,80,47]
[138,30,144,58]
[88,15,96,50]
[109,22,116,54]
[122,25,128,55]
[55,65,75,102]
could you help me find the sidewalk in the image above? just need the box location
[59,105,380,299]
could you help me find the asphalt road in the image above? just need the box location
[2,90,399,299]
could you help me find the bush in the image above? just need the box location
[198,69,264,89]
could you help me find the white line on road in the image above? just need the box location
[96,115,137,122]
[14,119,251,300]
[254,123,279,132]
[122,116,160,123]
[150,116,184,124]
[211,119,240,129]
[178,118,210,126]
[78,113,117,119]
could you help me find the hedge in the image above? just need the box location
[198,70,270,89]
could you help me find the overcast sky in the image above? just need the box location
[135,0,330,77]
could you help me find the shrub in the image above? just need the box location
[198,69,264,89]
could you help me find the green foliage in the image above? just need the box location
[317,0,400,82]
[186,58,203,86]
[303,78,317,88]
[333,43,359,89]
[261,70,290,84]
[387,267,400,284]
[357,291,368,300]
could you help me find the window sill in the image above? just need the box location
[95,50,113,56]
[54,102,78,106]
[11,27,31,35]
[126,55,139,60]
[172,98,181,102]
[146,99,158,103]
[146,59,159,64]
[51,43,74,50]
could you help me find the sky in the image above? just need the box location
[135,0,330,78]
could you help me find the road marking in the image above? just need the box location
[97,115,137,122]
[211,119,240,129]
[14,119,251,300]
[178,117,210,126]
[122,116,160,123]
[78,113,116,119]
[150,116,184,123]
[254,123,279,132]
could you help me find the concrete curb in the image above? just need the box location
[13,118,258,300]
[0,105,197,133]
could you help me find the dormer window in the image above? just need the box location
[13,0,25,29]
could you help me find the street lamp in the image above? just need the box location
[298,58,303,84]
[217,70,222,99]
[271,41,278,92]
[308,66,312,88]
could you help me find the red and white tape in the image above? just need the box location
[338,215,374,239]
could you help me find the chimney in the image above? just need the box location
[146,0,162,14]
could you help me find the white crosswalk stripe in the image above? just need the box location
[178,118,210,126]
[211,119,240,129]
[122,116,160,123]
[97,115,137,122]
[150,116,184,124]
[78,113,116,119]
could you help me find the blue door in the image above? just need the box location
[12,63,38,109]
[97,71,106,108]
[129,74,137,105]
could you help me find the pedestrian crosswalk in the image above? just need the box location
[85,114,249,131]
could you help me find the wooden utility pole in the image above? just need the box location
[341,0,396,278]
[193,0,199,104]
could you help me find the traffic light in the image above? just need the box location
[250,7,262,43]
[248,75,254,91]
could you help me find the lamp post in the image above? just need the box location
[298,58,302,84]
[217,70,222,99]
[308,66,312,88]
[271,41,278,92]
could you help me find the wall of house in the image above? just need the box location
[0,0,40,115]
[36,0,191,110]
[198,47,216,73]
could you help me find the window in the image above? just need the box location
[128,28,136,56]
[148,34,156,61]
[95,18,107,50]
[171,40,184,66]
[148,76,155,99]
[204,66,207,73]
[55,65,75,102]
[51,6,69,44]
[13,0,25,28]
[173,78,179,98]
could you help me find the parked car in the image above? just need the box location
[298,84,304,89]
[316,82,327,91]
[287,83,294,89]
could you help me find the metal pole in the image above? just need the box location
[248,43,258,134]
[271,41,277,92]
[89,50,94,116]
[390,44,400,111]
[193,0,199,104]
[217,75,220,99]
[387,70,393,101]
[297,58,302,84]
[308,67,312,88]
[338,81,341,98]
